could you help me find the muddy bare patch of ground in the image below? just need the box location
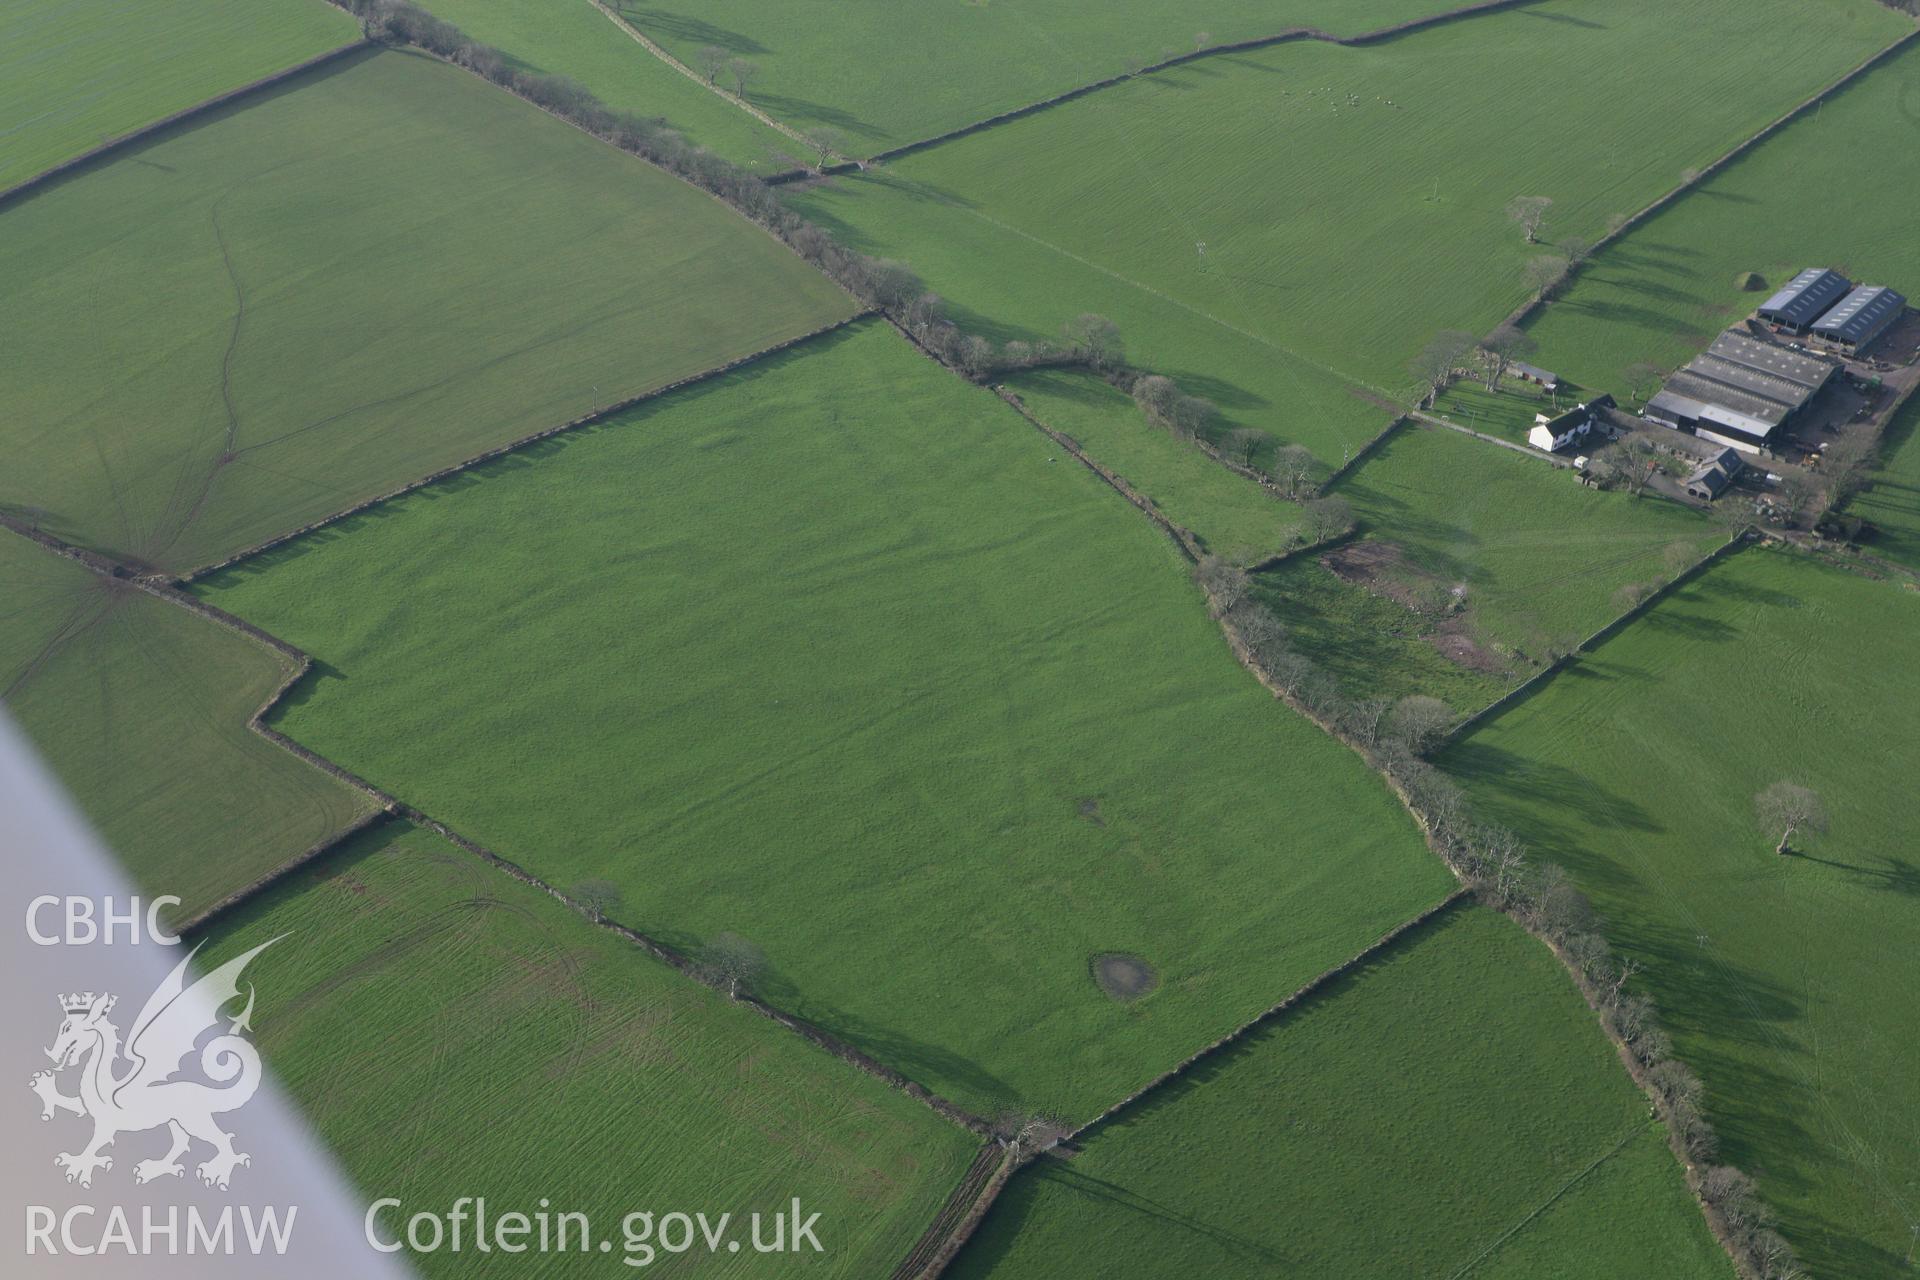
[1092,953,1159,1002]
[1428,619,1509,673]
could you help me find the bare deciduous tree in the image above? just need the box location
[1194,555,1249,616]
[1524,254,1568,296]
[1410,329,1475,404]
[727,57,758,98]
[571,879,622,924]
[697,932,765,997]
[1270,443,1319,500]
[1130,374,1179,428]
[1754,781,1827,856]
[1170,394,1215,441]
[696,45,728,85]
[1387,694,1455,756]
[1224,427,1261,468]
[1303,494,1351,542]
[1818,434,1878,513]
[1063,314,1123,370]
[1505,195,1553,244]
[1479,323,1536,391]
[1618,435,1658,497]
[802,127,844,169]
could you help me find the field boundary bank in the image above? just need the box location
[890,1142,1016,1280]
[178,313,871,582]
[1443,533,1751,746]
[0,40,374,213]
[1063,890,1470,1146]
[1320,415,1411,493]
[762,0,1542,181]
[1496,24,1920,335]
[988,380,1204,562]
[0,520,994,1136]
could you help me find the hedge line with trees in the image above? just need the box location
[1196,560,1805,1280]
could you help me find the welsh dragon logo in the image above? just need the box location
[28,939,278,1191]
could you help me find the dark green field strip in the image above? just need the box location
[0,0,358,191]
[0,47,855,574]
[0,530,377,924]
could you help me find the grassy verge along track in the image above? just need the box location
[409,0,793,168]
[1449,548,1920,1278]
[195,820,978,1278]
[198,320,1454,1119]
[948,906,1729,1279]
[0,0,356,191]
[0,46,854,574]
[0,531,375,925]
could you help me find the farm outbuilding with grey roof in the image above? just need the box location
[1642,327,1837,454]
[1757,267,1852,331]
[1809,285,1906,353]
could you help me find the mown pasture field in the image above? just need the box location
[1332,425,1719,663]
[413,0,793,168]
[630,0,1509,154]
[196,821,978,1278]
[949,905,1729,1280]
[1449,548,1920,1278]
[0,532,375,924]
[1519,39,1920,399]
[785,0,1906,456]
[1006,370,1306,564]
[0,0,355,191]
[0,47,854,574]
[199,320,1454,1119]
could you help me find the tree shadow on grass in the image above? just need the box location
[622,7,769,55]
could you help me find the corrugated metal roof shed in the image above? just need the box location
[1689,354,1818,412]
[1811,285,1907,344]
[1757,267,1852,328]
[1706,331,1833,389]
[1664,370,1789,427]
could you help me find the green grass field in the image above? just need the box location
[786,165,1401,468]
[195,820,978,1277]
[1251,552,1514,714]
[0,531,374,924]
[1520,38,1920,399]
[0,47,854,574]
[1854,394,1920,571]
[1051,0,1909,390]
[630,0,1510,154]
[1007,370,1305,563]
[950,905,1729,1279]
[1449,548,1920,1277]
[784,0,1904,456]
[0,0,356,191]
[198,320,1453,1119]
[1333,425,1719,661]
[414,0,793,168]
